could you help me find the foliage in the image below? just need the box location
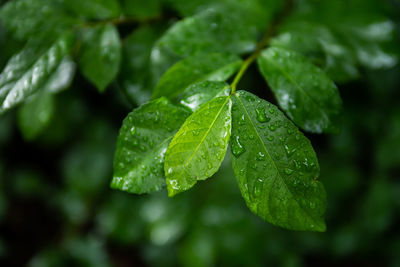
[0,0,399,265]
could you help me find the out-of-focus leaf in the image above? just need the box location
[44,56,76,94]
[112,98,191,194]
[61,0,120,20]
[271,21,359,82]
[179,227,216,267]
[154,8,256,56]
[17,92,55,141]
[152,53,241,99]
[63,120,116,196]
[258,47,343,134]
[0,33,74,113]
[231,91,326,231]
[180,81,230,112]
[165,96,232,197]
[120,0,161,19]
[376,109,400,171]
[151,3,270,76]
[62,236,111,267]
[78,24,121,92]
[0,0,78,40]
[119,25,164,105]
[96,192,145,244]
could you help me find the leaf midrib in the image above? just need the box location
[235,94,320,225]
[169,97,229,187]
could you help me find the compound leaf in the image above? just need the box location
[258,47,343,134]
[165,96,232,197]
[79,24,121,92]
[231,90,327,231]
[152,53,241,99]
[112,97,191,194]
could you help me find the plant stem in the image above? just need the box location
[230,0,293,95]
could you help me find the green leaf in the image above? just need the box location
[165,96,232,197]
[78,24,121,92]
[120,0,161,19]
[43,56,76,94]
[61,0,120,20]
[0,0,78,40]
[153,7,259,57]
[112,98,191,194]
[152,53,241,99]
[180,81,230,112]
[151,4,269,76]
[271,21,359,83]
[231,90,326,231]
[257,47,343,134]
[119,25,164,105]
[17,92,54,141]
[0,33,74,114]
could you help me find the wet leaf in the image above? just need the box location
[165,96,232,196]
[152,53,241,99]
[0,33,74,113]
[258,47,343,134]
[180,81,230,112]
[231,90,327,231]
[112,98,191,194]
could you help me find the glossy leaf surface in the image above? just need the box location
[0,34,73,113]
[112,98,191,194]
[150,4,269,76]
[152,53,241,99]
[231,90,326,231]
[271,21,359,83]
[180,81,230,112]
[165,96,232,197]
[0,0,78,40]
[258,47,343,134]
[79,24,121,92]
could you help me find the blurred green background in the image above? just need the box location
[1,0,400,266]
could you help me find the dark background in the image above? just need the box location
[1,0,400,266]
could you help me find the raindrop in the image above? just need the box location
[255,107,269,123]
[285,168,294,175]
[253,178,264,197]
[256,151,265,161]
[192,130,200,136]
[232,135,245,157]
